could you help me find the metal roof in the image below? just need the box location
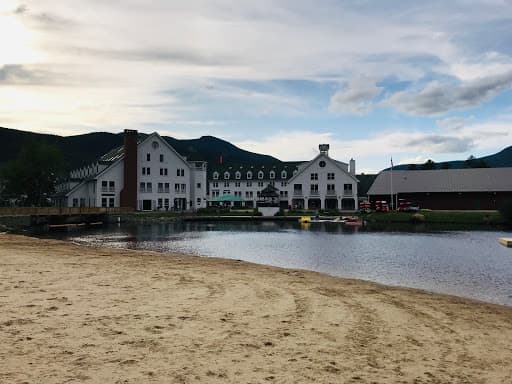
[367,167,512,195]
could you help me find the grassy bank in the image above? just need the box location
[363,210,506,225]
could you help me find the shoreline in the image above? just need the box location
[1,234,512,383]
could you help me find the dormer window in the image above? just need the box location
[281,170,287,179]
[224,172,230,180]
[247,171,253,179]
[269,171,275,179]
[213,172,219,180]
[258,171,264,179]
[235,171,241,179]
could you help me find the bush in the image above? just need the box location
[499,200,512,223]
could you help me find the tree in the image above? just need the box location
[422,159,436,170]
[440,162,451,169]
[465,155,489,168]
[1,141,63,206]
[407,164,418,170]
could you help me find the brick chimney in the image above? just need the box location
[120,129,138,210]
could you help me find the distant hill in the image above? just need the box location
[387,146,512,171]
[0,127,280,173]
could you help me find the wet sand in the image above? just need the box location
[1,233,512,383]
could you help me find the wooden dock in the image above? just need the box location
[498,238,512,248]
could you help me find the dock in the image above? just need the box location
[499,238,512,248]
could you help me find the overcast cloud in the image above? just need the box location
[1,0,512,171]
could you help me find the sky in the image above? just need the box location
[1,0,512,173]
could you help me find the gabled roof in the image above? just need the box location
[367,168,512,195]
[286,153,358,183]
[208,162,301,180]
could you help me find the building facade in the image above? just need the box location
[207,144,359,211]
[56,130,207,211]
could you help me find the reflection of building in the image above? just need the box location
[367,168,512,210]
[55,130,207,211]
[208,144,358,211]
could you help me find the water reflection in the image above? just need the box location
[40,221,512,306]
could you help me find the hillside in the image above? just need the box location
[388,146,512,171]
[0,127,280,172]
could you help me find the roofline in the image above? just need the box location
[286,153,358,184]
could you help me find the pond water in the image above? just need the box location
[40,221,512,306]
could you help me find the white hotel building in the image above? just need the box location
[56,130,207,211]
[208,144,358,211]
[57,131,358,212]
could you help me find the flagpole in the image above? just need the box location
[390,157,394,211]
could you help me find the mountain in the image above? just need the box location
[387,146,512,171]
[0,127,280,173]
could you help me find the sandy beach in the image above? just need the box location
[1,234,512,383]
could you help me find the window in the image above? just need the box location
[165,168,168,175]
[224,182,230,187]
[109,198,115,208]
[160,168,164,176]
[235,182,241,188]
[79,198,86,207]
[223,190,230,195]
[152,141,159,149]
[281,181,287,187]
[213,182,218,188]
[258,171,264,179]
[142,167,145,175]
[294,184,302,191]
[247,181,252,187]
[212,190,220,197]
[142,167,151,175]
[139,182,146,192]
[319,160,326,168]
[175,183,180,192]
[164,198,169,208]
[344,184,353,194]
[197,198,201,205]
[147,153,151,161]
[213,172,219,180]
[269,171,275,179]
[327,173,335,180]
[310,173,318,180]
[270,181,275,186]
[101,198,107,207]
[247,171,252,179]
[164,183,170,193]
[310,184,319,193]
[197,182,201,189]
[109,181,115,191]
[181,184,186,192]
[101,180,107,192]
[146,182,152,193]
[224,172,230,179]
[73,198,79,207]
[177,168,185,177]
[258,181,264,187]
[235,171,241,179]
[327,184,335,192]
[281,170,287,179]
[158,182,163,193]
[160,154,164,162]
[158,198,163,208]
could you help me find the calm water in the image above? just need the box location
[41,221,512,306]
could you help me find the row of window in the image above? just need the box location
[139,182,187,193]
[213,170,296,180]
[141,167,186,176]
[100,180,115,192]
[212,181,287,188]
[311,172,335,180]
[293,183,353,192]
[146,153,166,162]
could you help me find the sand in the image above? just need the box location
[1,234,512,383]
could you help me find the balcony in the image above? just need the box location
[309,190,319,196]
[293,190,303,197]
[326,190,336,196]
[343,190,353,197]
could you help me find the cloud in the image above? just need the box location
[405,135,473,153]
[436,116,467,130]
[329,78,382,115]
[384,70,512,115]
